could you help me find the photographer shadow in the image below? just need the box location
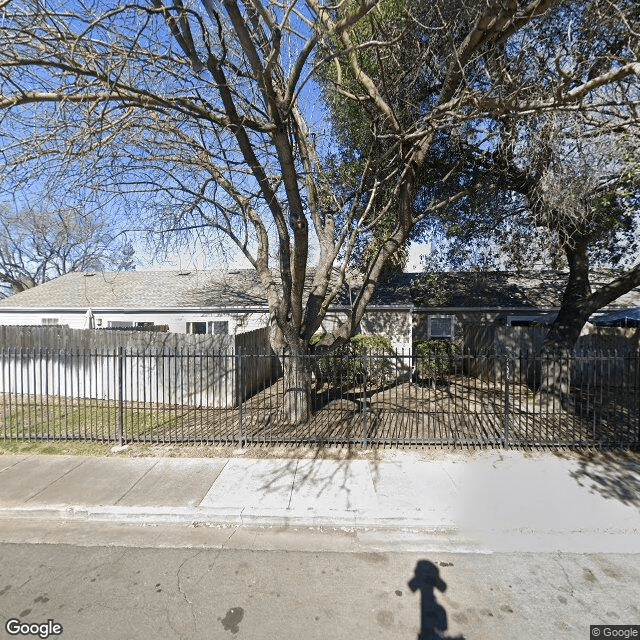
[408,560,465,640]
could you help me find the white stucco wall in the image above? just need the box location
[361,309,412,353]
[0,310,270,335]
[0,311,87,329]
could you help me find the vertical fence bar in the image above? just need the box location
[136,348,141,443]
[73,348,79,440]
[6,349,12,440]
[1,349,6,440]
[46,347,52,440]
[88,349,94,441]
[167,349,173,444]
[361,350,368,448]
[37,347,44,439]
[117,347,124,446]
[237,347,244,447]
[63,348,70,439]
[128,348,133,443]
[26,348,34,439]
[156,349,161,443]
[100,351,106,440]
[10,348,15,438]
[16,348,22,439]
[503,353,510,447]
[636,352,640,445]
[80,350,86,440]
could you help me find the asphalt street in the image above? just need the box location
[1,538,639,640]
[0,521,639,640]
[0,449,639,638]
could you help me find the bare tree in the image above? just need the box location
[0,206,135,297]
[0,0,637,421]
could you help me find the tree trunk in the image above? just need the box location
[281,349,312,425]
[538,345,573,412]
[268,321,314,425]
[538,303,590,407]
[537,241,593,409]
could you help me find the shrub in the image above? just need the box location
[414,339,462,382]
[311,333,395,386]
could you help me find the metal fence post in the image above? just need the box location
[236,347,244,447]
[362,349,368,448]
[503,353,510,447]
[117,347,124,446]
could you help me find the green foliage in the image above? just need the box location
[348,333,393,352]
[414,272,448,306]
[312,333,395,386]
[414,339,462,381]
[319,0,412,277]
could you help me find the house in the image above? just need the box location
[363,270,640,342]
[0,270,271,336]
[0,269,639,353]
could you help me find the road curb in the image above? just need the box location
[0,505,458,532]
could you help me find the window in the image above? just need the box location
[186,322,207,335]
[506,314,554,327]
[41,318,59,325]
[209,321,229,335]
[186,320,229,335]
[107,321,134,329]
[134,322,169,332]
[428,315,454,339]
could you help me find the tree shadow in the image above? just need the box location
[558,449,640,507]
[408,560,465,640]
[251,440,387,509]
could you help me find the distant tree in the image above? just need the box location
[0,206,136,297]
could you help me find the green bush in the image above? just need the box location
[414,339,462,381]
[311,333,395,386]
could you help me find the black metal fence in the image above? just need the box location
[1,347,638,447]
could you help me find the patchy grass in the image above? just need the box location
[1,399,180,439]
[0,439,148,457]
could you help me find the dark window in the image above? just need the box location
[429,316,454,339]
[210,321,229,335]
[187,322,207,334]
[135,322,169,332]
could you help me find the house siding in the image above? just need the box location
[0,310,270,335]
[361,309,412,352]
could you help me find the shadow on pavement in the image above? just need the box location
[562,449,640,507]
[253,442,388,501]
[408,560,465,640]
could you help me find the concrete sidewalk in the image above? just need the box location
[0,450,639,552]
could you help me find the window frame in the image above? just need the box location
[186,321,208,335]
[208,320,229,336]
[427,315,455,339]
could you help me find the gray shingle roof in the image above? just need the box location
[367,270,640,309]
[1,268,638,311]
[0,270,268,309]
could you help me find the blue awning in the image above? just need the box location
[591,307,640,326]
